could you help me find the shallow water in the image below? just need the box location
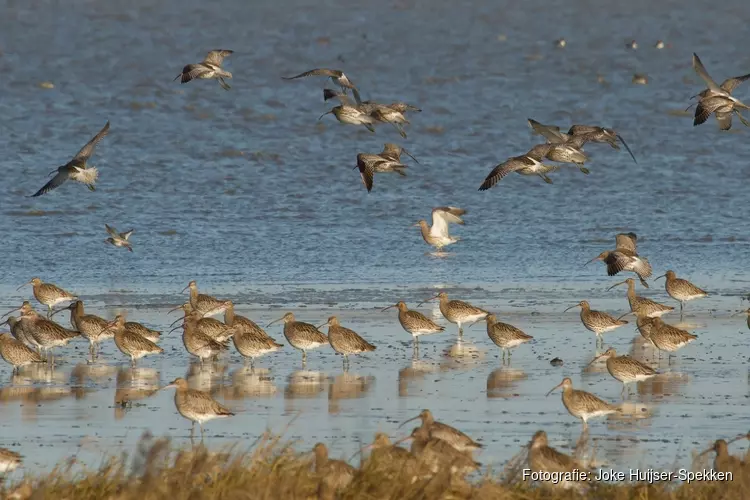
[0,0,750,479]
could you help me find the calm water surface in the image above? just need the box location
[0,0,749,478]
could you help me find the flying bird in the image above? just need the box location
[104,224,134,252]
[285,68,361,103]
[585,232,652,288]
[690,53,750,130]
[354,153,406,192]
[479,155,559,190]
[174,50,234,90]
[415,206,466,253]
[528,118,637,164]
[30,121,110,197]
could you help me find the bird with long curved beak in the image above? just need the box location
[397,409,482,454]
[319,105,376,133]
[16,278,77,318]
[546,377,619,431]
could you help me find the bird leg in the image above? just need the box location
[46,306,52,319]
[218,77,231,90]
[578,166,590,175]
[302,350,307,365]
[200,423,205,441]
[190,422,195,440]
[540,174,553,184]
[680,302,684,321]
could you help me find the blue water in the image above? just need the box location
[0,0,749,480]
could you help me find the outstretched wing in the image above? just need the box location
[203,50,233,66]
[356,154,385,193]
[604,251,633,276]
[121,229,134,240]
[430,207,465,238]
[615,233,638,253]
[180,64,212,83]
[282,68,340,80]
[716,111,733,131]
[73,121,110,162]
[721,73,750,94]
[105,224,120,238]
[528,119,567,143]
[478,156,535,191]
[692,53,724,94]
[31,170,69,197]
[694,97,729,126]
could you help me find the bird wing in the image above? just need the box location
[105,224,120,238]
[357,154,386,192]
[203,50,233,66]
[181,64,212,83]
[692,53,724,94]
[528,119,567,143]
[73,121,110,162]
[478,156,535,190]
[630,256,653,279]
[323,88,351,104]
[429,207,465,238]
[567,124,599,136]
[715,111,733,131]
[694,97,731,126]
[525,143,551,161]
[282,68,340,79]
[604,251,633,276]
[615,233,638,253]
[31,169,69,197]
[720,73,750,94]
[121,229,134,240]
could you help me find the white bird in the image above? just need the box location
[104,224,134,252]
[414,207,466,253]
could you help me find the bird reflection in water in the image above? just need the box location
[486,367,527,398]
[328,372,375,414]
[440,340,484,371]
[219,367,277,401]
[398,358,438,398]
[284,370,327,401]
[185,360,229,393]
[114,367,160,420]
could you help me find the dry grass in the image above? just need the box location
[1,432,748,500]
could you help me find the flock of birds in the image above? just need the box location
[4,45,750,489]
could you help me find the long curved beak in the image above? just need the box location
[49,307,67,319]
[1,306,22,319]
[697,448,713,458]
[381,304,396,312]
[168,323,184,334]
[16,281,33,292]
[587,353,606,367]
[401,148,419,164]
[102,320,118,332]
[266,317,284,328]
[416,295,440,308]
[411,223,420,228]
[654,275,666,281]
[168,316,184,328]
[616,135,637,164]
[562,304,579,314]
[606,280,628,292]
[397,415,420,429]
[316,321,330,329]
[583,256,600,268]
[616,311,635,321]
[545,382,563,397]
[731,310,749,318]
[318,110,333,121]
[168,305,184,315]
[180,285,190,293]
[161,383,177,390]
[727,433,750,445]
[392,434,413,447]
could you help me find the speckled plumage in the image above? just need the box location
[564,300,628,345]
[313,443,357,494]
[547,377,619,430]
[108,315,163,366]
[641,318,697,356]
[0,333,44,371]
[587,233,652,288]
[406,427,480,476]
[590,348,656,395]
[485,313,533,360]
[656,270,708,318]
[322,316,375,364]
[608,278,673,317]
[180,313,229,365]
[382,302,444,342]
[400,409,482,455]
[124,321,161,343]
[52,300,111,356]
[527,430,587,490]
[182,281,230,318]
[267,312,328,363]
[164,377,234,438]
[225,302,282,364]
[17,277,77,318]
[418,292,487,336]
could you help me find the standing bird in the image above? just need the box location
[179,313,228,366]
[398,427,481,476]
[399,409,482,455]
[51,300,111,357]
[181,281,230,318]
[638,317,697,362]
[654,270,708,319]
[225,301,282,367]
[104,224,134,252]
[527,431,587,490]
[485,314,533,362]
[698,439,746,476]
[13,304,79,364]
[588,347,657,396]
[0,333,44,373]
[106,315,163,367]
[318,316,375,368]
[124,321,161,344]
[546,377,620,431]
[284,68,361,102]
[479,155,559,189]
[312,443,357,497]
[162,377,234,439]
[418,292,487,337]
[381,302,444,346]
[266,312,328,364]
[608,278,674,318]
[174,50,233,90]
[563,300,628,347]
[30,121,110,197]
[585,232,652,288]
[17,277,77,318]
[414,206,466,254]
[691,53,750,129]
